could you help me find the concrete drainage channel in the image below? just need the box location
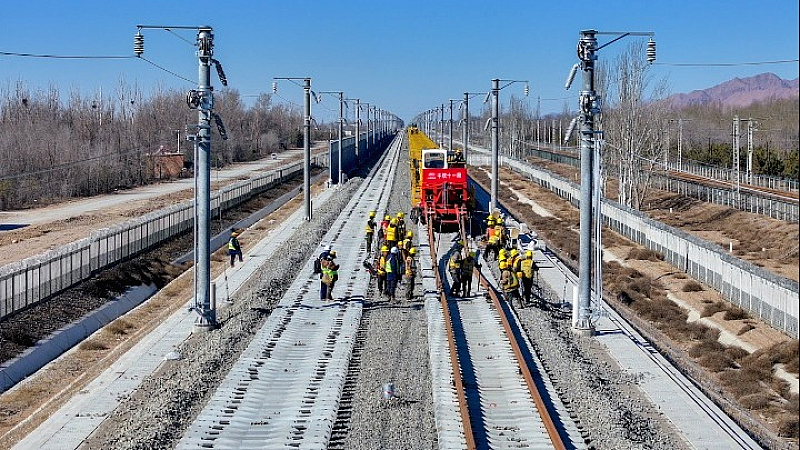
[176,136,402,449]
[0,173,326,394]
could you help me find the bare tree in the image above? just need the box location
[600,42,669,209]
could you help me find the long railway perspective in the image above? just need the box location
[1,121,796,450]
[0,14,798,450]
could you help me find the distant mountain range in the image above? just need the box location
[666,72,799,109]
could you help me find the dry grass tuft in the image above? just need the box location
[723,305,751,321]
[106,319,134,336]
[738,392,773,411]
[79,340,108,351]
[627,248,664,261]
[777,413,799,438]
[682,281,704,292]
[701,301,727,318]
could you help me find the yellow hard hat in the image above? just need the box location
[499,248,507,257]
[369,211,376,218]
[409,247,417,255]
[381,245,389,252]
[397,212,404,219]
[510,249,519,257]
[406,230,413,238]
[231,231,239,237]
[390,218,398,225]
[397,241,404,249]
[525,250,533,258]
[487,218,495,225]
[384,215,391,221]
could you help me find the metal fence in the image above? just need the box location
[469,151,799,338]
[510,144,798,222]
[0,152,329,321]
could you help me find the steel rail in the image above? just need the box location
[458,215,567,450]
[427,223,477,450]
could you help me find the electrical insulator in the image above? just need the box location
[646,38,656,63]
[272,81,277,93]
[564,117,579,143]
[134,32,144,57]
[565,63,579,90]
[524,83,529,96]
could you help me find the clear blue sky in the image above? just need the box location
[2,0,798,124]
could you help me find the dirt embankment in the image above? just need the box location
[471,166,799,446]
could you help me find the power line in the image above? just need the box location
[138,57,194,84]
[655,58,799,67]
[0,50,133,59]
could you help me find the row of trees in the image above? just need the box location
[0,81,326,210]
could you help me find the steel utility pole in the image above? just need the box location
[566,28,655,336]
[319,91,345,184]
[734,115,741,204]
[274,77,313,220]
[449,99,454,151]
[463,92,469,161]
[575,30,598,335]
[490,78,500,214]
[195,27,216,330]
[355,99,361,157]
[747,118,754,183]
[439,104,445,148]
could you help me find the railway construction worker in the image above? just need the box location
[378,214,390,248]
[365,211,377,253]
[404,247,417,300]
[508,249,520,275]
[396,240,406,276]
[500,260,523,309]
[396,212,406,241]
[495,222,506,249]
[376,246,390,296]
[448,249,463,297]
[460,250,476,298]
[321,251,339,301]
[519,250,539,306]
[385,218,399,250]
[228,230,244,267]
[385,247,401,302]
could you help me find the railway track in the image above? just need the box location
[668,168,800,202]
[424,221,583,449]
[176,134,403,449]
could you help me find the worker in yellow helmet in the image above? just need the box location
[405,247,418,300]
[376,246,390,297]
[500,259,522,308]
[519,250,539,306]
[228,230,243,267]
[365,211,377,253]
